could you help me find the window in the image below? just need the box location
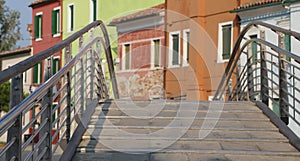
[250,35,258,62]
[90,0,97,22]
[34,13,42,40]
[183,29,190,66]
[68,4,74,32]
[218,22,233,62]
[169,31,180,67]
[52,7,60,36]
[151,39,161,68]
[33,62,42,84]
[53,57,60,75]
[284,34,291,61]
[122,44,131,70]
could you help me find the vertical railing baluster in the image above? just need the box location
[90,49,95,100]
[260,30,269,106]
[80,58,85,113]
[39,57,53,160]
[7,74,23,161]
[247,45,255,101]
[66,71,71,143]
[278,33,289,125]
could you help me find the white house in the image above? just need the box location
[232,0,300,136]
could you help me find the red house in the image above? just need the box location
[29,0,62,143]
[109,4,165,99]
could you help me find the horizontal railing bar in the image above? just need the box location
[52,128,67,155]
[22,102,37,115]
[23,150,35,161]
[0,38,101,130]
[22,117,49,150]
[35,146,48,161]
[52,106,67,127]
[0,120,15,136]
[0,137,16,158]
[0,21,104,84]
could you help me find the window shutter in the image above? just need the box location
[186,32,190,62]
[52,10,57,35]
[154,40,160,67]
[34,16,39,39]
[172,34,179,65]
[39,63,42,83]
[250,35,257,62]
[70,6,74,31]
[284,34,291,61]
[125,45,130,70]
[33,63,38,84]
[93,0,97,21]
[222,25,231,59]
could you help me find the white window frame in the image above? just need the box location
[68,3,74,33]
[151,38,161,69]
[35,12,43,41]
[183,29,190,66]
[217,21,233,63]
[90,0,98,23]
[53,7,61,37]
[169,31,181,68]
[122,44,131,70]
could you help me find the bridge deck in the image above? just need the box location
[72,100,300,161]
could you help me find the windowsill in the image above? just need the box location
[35,38,42,42]
[53,33,61,38]
[217,59,229,64]
[168,65,181,68]
[67,30,74,34]
[150,67,164,70]
[182,63,189,67]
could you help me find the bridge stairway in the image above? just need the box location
[72,100,300,161]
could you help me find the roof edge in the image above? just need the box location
[230,1,282,13]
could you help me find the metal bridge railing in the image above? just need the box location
[0,20,118,161]
[214,21,300,136]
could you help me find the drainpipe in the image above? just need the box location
[163,0,168,99]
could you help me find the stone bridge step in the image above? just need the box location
[72,100,300,161]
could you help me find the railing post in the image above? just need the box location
[90,49,95,100]
[80,58,85,113]
[100,24,119,99]
[6,74,23,161]
[260,30,269,106]
[247,46,255,101]
[278,33,289,125]
[66,72,71,143]
[39,57,53,160]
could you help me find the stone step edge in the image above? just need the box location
[90,116,269,121]
[80,136,288,143]
[75,148,300,156]
[86,125,279,131]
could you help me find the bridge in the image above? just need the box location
[1,21,300,161]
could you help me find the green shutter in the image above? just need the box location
[53,58,60,74]
[285,34,291,61]
[250,35,257,62]
[34,16,39,39]
[70,5,74,31]
[39,63,42,83]
[93,0,97,21]
[52,10,57,35]
[222,25,231,60]
[33,63,38,84]
[172,34,179,65]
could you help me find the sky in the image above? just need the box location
[6,0,33,48]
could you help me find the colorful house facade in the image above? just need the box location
[29,0,62,88]
[109,4,165,99]
[165,0,252,100]
[29,0,62,143]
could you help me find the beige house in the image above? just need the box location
[0,46,33,94]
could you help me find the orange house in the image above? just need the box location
[165,0,252,100]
